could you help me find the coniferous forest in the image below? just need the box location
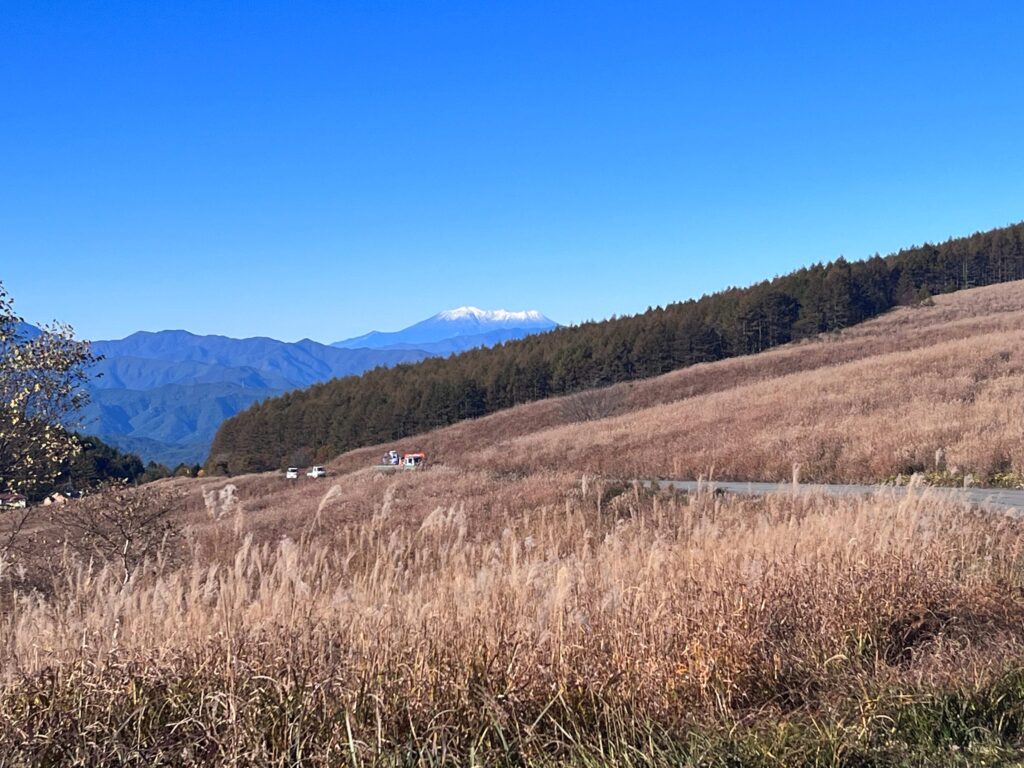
[208,222,1024,473]
[26,433,169,502]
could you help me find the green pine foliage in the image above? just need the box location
[208,222,1024,473]
[32,434,168,501]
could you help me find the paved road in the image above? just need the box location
[654,480,1024,515]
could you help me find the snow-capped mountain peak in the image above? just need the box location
[333,306,558,351]
[435,307,548,323]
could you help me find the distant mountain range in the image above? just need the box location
[21,309,557,466]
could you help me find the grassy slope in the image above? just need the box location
[144,280,1024,554]
[5,281,1024,765]
[318,279,1024,484]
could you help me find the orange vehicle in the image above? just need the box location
[375,451,427,471]
[401,452,426,469]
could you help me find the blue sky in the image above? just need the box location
[3,1,1023,342]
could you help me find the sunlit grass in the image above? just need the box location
[5,281,1024,764]
[4,480,1024,765]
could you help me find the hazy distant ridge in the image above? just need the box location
[37,308,557,466]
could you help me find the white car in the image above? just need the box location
[307,466,327,478]
[285,467,299,479]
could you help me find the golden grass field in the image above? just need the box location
[323,280,1024,484]
[3,282,1024,765]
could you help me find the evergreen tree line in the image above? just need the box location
[29,434,171,502]
[208,222,1024,474]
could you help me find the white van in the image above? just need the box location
[285,467,299,479]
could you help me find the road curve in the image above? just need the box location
[655,480,1024,515]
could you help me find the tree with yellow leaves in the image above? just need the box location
[0,280,95,506]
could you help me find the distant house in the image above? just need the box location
[0,492,27,510]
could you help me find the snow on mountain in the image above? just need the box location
[435,307,549,323]
[333,307,558,350]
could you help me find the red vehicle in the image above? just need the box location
[402,452,426,470]
[375,450,427,471]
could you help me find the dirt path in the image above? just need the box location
[657,479,1024,515]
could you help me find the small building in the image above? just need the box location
[43,492,69,506]
[0,492,28,510]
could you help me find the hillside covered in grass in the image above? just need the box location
[6,280,1024,764]
[209,222,1024,473]
[249,279,1021,492]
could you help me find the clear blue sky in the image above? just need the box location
[3,1,1023,342]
